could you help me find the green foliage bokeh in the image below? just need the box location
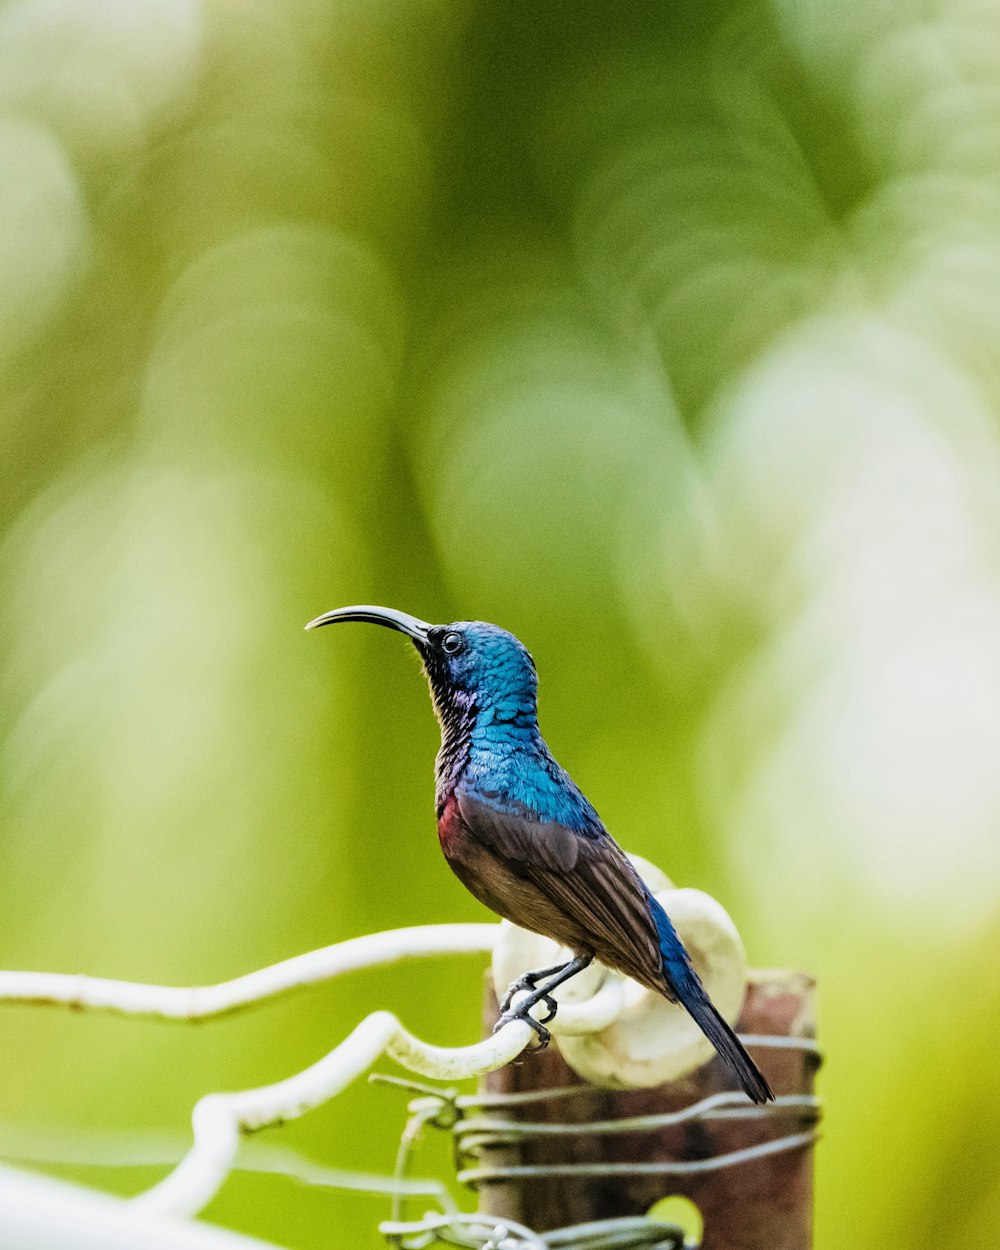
[1,2,999,1246]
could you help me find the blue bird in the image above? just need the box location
[307,605,772,1104]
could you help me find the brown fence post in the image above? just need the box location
[466,971,819,1248]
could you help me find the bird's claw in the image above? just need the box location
[499,959,574,1014]
[499,975,537,1016]
[493,1008,551,1049]
[536,993,558,1023]
[499,984,558,1024]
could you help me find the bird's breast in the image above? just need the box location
[436,792,465,854]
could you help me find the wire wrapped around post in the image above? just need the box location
[468,971,819,1250]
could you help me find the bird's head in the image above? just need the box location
[305,605,538,728]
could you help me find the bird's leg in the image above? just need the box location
[493,954,594,1048]
[498,960,572,1015]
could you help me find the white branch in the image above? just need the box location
[0,920,633,1224]
[0,1164,286,1250]
[132,1009,540,1219]
[0,924,499,1021]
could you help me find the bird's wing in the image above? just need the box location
[455,789,664,988]
[454,791,772,1102]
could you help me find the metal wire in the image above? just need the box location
[378,1211,686,1250]
[376,1029,820,1248]
[445,1031,820,1190]
[380,1210,548,1249]
[457,1130,819,1186]
[542,1218,684,1249]
[455,1091,820,1151]
[454,1035,821,1115]
[374,1078,694,1248]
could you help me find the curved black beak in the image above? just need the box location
[304,604,432,645]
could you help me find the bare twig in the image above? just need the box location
[0,922,632,1222]
[0,923,555,1220]
[0,1164,287,1250]
[132,1010,545,1217]
[0,924,499,1021]
[0,908,767,1229]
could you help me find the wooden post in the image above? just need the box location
[467,971,818,1249]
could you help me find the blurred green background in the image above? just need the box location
[1,0,999,1245]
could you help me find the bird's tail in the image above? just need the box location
[650,896,774,1104]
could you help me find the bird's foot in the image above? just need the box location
[534,992,559,1024]
[493,1005,552,1049]
[498,962,568,1015]
[506,990,558,1024]
[493,954,594,1051]
[498,975,535,1016]
[499,984,559,1024]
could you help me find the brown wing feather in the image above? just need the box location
[454,791,666,994]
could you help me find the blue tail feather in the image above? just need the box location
[650,896,773,1104]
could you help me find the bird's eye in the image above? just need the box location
[441,631,463,655]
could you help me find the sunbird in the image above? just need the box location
[307,605,772,1104]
